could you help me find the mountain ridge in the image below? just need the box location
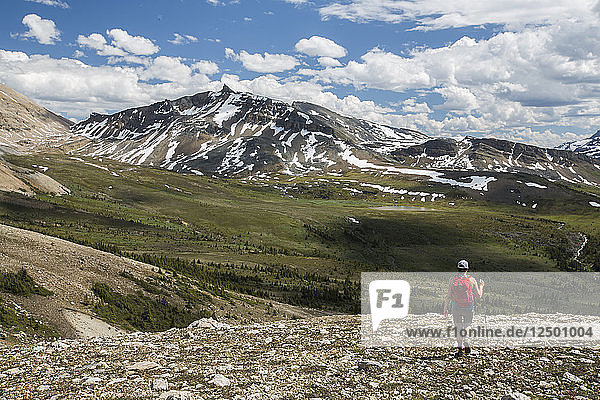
[69,85,429,176]
[557,129,600,159]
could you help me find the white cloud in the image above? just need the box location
[169,33,198,45]
[20,14,60,45]
[26,0,69,8]
[434,86,478,114]
[301,47,432,91]
[225,48,299,73]
[77,33,126,56]
[140,56,193,83]
[295,36,347,58]
[0,49,220,119]
[318,0,594,30]
[293,18,600,142]
[192,60,220,75]
[72,50,85,58]
[401,98,432,114]
[107,29,159,55]
[317,57,342,68]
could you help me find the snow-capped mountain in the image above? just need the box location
[69,86,600,186]
[557,130,600,159]
[392,137,600,186]
[70,86,428,176]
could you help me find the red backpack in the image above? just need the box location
[451,275,474,308]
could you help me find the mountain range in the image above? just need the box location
[68,85,600,186]
[1,83,600,186]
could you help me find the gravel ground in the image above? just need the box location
[0,315,598,399]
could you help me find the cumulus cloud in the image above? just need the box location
[168,33,198,45]
[26,0,69,8]
[318,0,594,30]
[192,60,220,75]
[293,18,600,143]
[140,56,194,83]
[0,49,220,119]
[301,47,432,91]
[401,98,432,114]
[107,29,159,55]
[295,36,347,58]
[0,48,406,131]
[77,33,126,56]
[19,14,60,45]
[77,29,159,57]
[225,48,299,73]
[434,86,478,114]
[317,57,342,68]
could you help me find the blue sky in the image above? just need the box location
[1,0,599,147]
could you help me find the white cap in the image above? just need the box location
[457,260,469,270]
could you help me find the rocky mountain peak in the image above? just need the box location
[70,88,428,176]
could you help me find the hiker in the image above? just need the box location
[443,259,484,357]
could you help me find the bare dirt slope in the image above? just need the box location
[0,224,326,338]
[0,83,72,155]
[0,159,70,195]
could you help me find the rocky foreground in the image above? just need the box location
[0,315,598,400]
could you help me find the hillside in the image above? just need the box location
[0,83,72,155]
[0,158,69,196]
[0,315,597,399]
[0,223,325,338]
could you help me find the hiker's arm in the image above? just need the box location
[471,277,484,298]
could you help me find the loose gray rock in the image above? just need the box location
[208,373,231,387]
[153,378,169,391]
[502,392,531,400]
[564,372,584,383]
[158,390,196,400]
[127,361,162,371]
[358,360,384,371]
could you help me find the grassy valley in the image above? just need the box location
[0,152,599,333]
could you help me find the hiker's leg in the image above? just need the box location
[452,313,464,349]
[463,310,474,354]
